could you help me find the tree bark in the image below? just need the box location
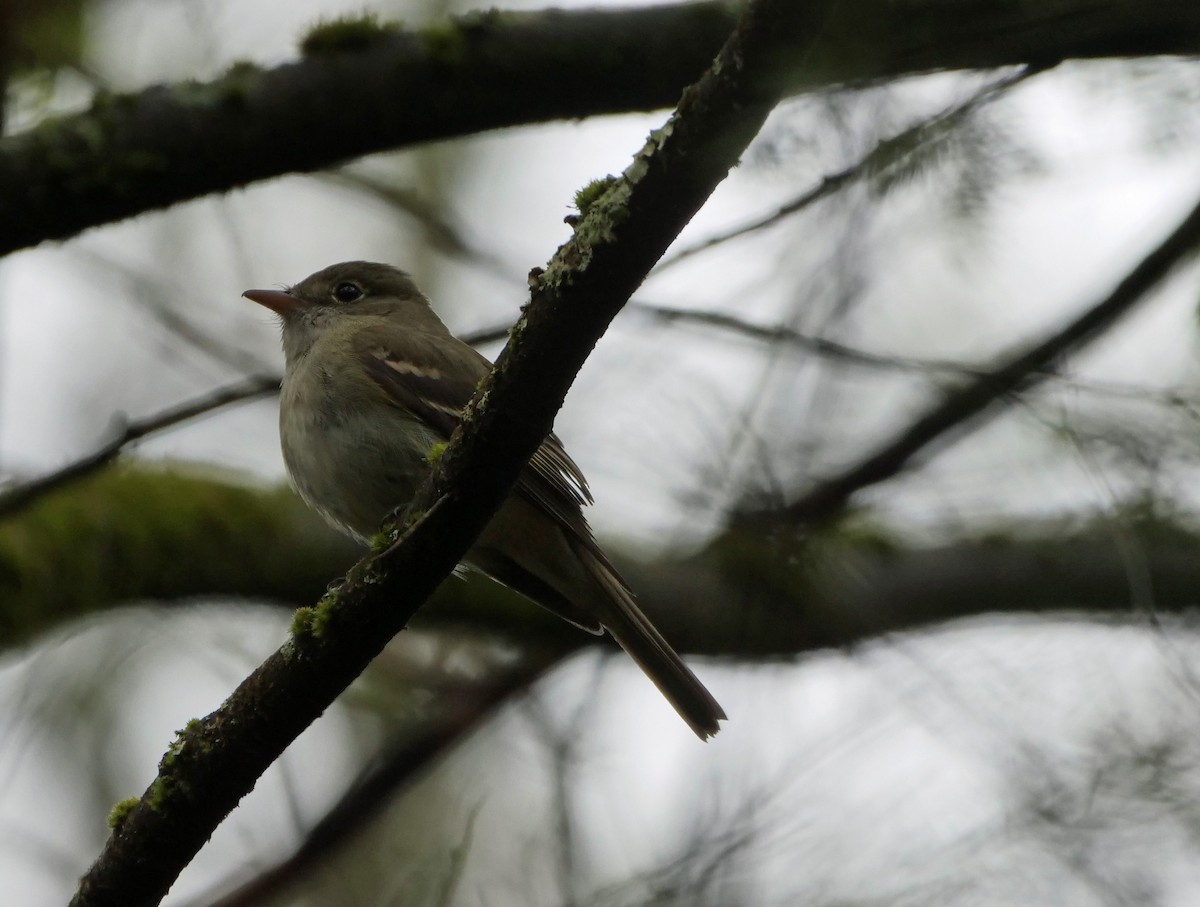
[1,0,1198,257]
[67,0,838,900]
[5,467,1194,658]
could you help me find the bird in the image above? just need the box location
[244,261,726,739]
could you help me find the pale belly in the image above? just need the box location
[276,362,595,628]
[280,384,440,542]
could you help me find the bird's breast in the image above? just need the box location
[279,366,440,541]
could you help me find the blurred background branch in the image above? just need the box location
[0,376,279,520]
[746,189,1200,528]
[4,0,1200,904]
[3,1,1200,255]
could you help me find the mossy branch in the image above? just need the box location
[3,0,1200,257]
[67,0,843,903]
[0,467,357,648]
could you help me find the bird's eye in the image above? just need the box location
[333,281,363,303]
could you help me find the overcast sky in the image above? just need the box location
[4,1,1200,904]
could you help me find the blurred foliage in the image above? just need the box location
[5,0,86,72]
[298,11,401,58]
[0,464,358,648]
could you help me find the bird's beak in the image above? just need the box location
[243,288,303,316]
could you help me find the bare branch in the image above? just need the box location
[0,375,280,519]
[0,328,518,522]
[324,170,512,280]
[635,303,966,372]
[472,301,1200,411]
[740,190,1200,529]
[656,65,1039,272]
[189,650,566,907]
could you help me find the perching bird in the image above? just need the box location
[244,261,725,739]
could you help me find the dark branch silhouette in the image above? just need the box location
[656,64,1039,272]
[3,1,1200,257]
[189,650,567,907]
[67,0,840,901]
[741,190,1200,529]
[7,5,1193,905]
[0,376,280,519]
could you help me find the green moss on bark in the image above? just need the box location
[300,13,400,56]
[0,465,357,648]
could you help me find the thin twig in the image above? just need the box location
[0,317,546,522]
[636,302,1200,408]
[0,375,280,519]
[71,249,271,376]
[656,65,1038,272]
[743,190,1200,528]
[189,650,566,907]
[324,171,513,281]
[474,300,1200,408]
[637,303,971,371]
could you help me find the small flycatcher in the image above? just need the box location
[245,261,725,739]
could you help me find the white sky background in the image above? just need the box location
[3,0,1200,904]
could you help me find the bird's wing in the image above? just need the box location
[353,325,594,532]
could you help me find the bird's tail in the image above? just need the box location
[574,543,726,740]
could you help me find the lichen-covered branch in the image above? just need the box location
[0,468,358,646]
[66,0,841,902]
[4,0,1200,258]
[0,4,734,256]
[9,466,1200,661]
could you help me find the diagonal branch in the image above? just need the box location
[0,375,280,519]
[740,191,1200,529]
[188,648,569,907]
[0,333,515,521]
[67,1,840,903]
[635,302,1200,409]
